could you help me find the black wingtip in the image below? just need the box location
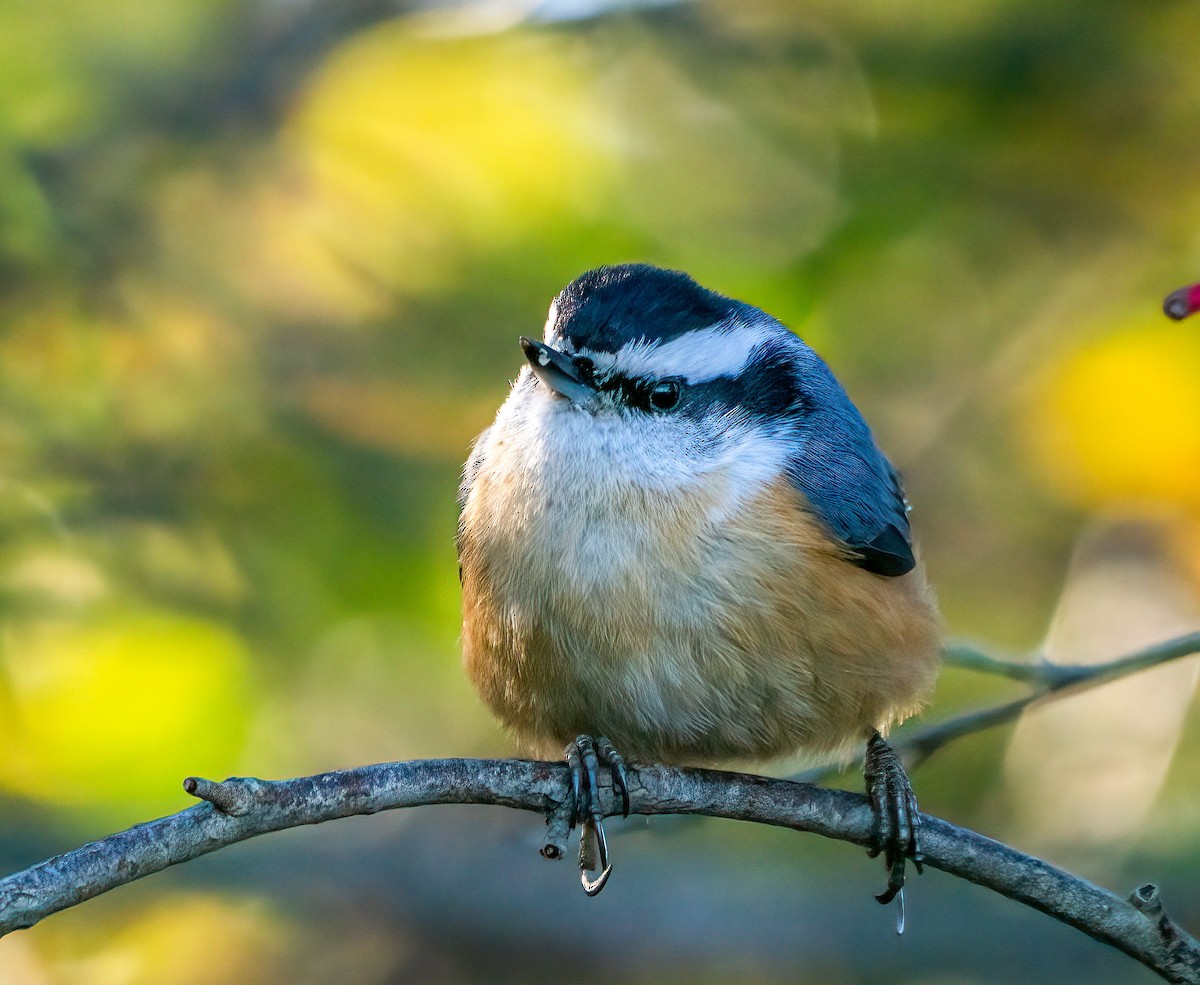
[852,525,916,577]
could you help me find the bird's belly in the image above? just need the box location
[460,474,939,764]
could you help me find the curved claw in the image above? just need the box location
[864,731,923,913]
[596,736,631,817]
[564,734,629,896]
[875,855,907,906]
[580,816,613,896]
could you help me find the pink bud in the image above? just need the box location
[1163,282,1200,320]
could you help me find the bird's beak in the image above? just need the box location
[520,337,597,408]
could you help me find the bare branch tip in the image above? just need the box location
[1129,882,1165,919]
[540,799,573,862]
[182,776,251,816]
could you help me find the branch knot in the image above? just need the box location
[183,776,261,816]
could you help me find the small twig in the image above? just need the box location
[182,776,256,815]
[898,694,1036,769]
[941,643,1073,684]
[800,632,1200,781]
[910,631,1200,767]
[540,798,573,860]
[942,633,1200,692]
[1131,884,1166,922]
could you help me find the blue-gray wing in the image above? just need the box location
[784,403,915,578]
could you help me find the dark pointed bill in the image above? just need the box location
[519,336,597,408]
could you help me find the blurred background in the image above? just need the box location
[2,0,1200,982]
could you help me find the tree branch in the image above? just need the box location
[907,631,1200,769]
[794,632,1200,783]
[941,632,1200,689]
[2,759,1198,983]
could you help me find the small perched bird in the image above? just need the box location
[458,264,940,903]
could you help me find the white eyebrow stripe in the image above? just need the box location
[604,321,770,383]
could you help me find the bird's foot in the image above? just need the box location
[565,734,630,896]
[864,731,924,918]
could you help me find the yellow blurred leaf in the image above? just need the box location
[31,894,285,985]
[0,611,252,816]
[241,22,613,319]
[1024,321,1200,511]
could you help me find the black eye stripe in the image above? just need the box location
[589,371,685,412]
[572,341,804,420]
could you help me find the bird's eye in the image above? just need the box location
[649,380,681,411]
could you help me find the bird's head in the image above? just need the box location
[516,264,819,435]
[483,263,913,574]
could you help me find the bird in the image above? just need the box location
[457,263,941,904]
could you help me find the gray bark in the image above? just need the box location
[1,759,1197,983]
